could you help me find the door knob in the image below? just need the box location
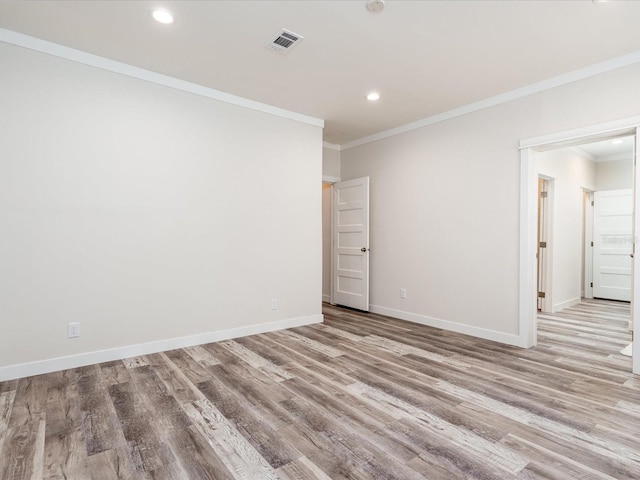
[361,247,369,252]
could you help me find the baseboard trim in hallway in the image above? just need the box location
[370,304,524,347]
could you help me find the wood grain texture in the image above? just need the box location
[0,299,638,479]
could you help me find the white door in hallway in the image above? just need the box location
[332,177,369,311]
[593,189,633,301]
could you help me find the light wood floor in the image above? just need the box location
[1,299,638,479]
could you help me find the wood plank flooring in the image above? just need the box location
[0,299,638,479]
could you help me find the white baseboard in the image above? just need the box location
[369,305,525,347]
[0,314,323,382]
[552,297,581,313]
[322,294,331,303]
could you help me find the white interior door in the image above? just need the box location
[593,189,633,301]
[332,177,369,311]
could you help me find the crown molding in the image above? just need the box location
[597,152,634,163]
[341,49,640,151]
[569,146,596,162]
[0,28,324,129]
[322,175,340,183]
[323,141,341,151]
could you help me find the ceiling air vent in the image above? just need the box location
[265,29,304,54]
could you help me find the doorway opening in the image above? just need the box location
[535,139,633,361]
[519,118,639,374]
[535,139,633,312]
[322,176,371,311]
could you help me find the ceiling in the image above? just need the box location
[576,135,635,162]
[1,0,640,146]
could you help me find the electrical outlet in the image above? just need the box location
[400,288,407,299]
[271,298,278,310]
[68,322,80,338]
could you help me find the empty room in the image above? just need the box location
[1,1,640,479]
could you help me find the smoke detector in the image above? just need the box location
[366,0,385,13]
[265,29,304,54]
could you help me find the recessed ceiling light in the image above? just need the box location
[152,9,174,24]
[366,0,385,13]
[611,139,624,144]
[366,92,380,101]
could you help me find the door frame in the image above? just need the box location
[632,129,639,375]
[519,115,640,375]
[537,176,553,313]
[583,189,595,299]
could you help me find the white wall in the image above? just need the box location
[596,159,633,191]
[341,62,640,343]
[0,43,323,379]
[538,149,595,311]
[323,146,341,179]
